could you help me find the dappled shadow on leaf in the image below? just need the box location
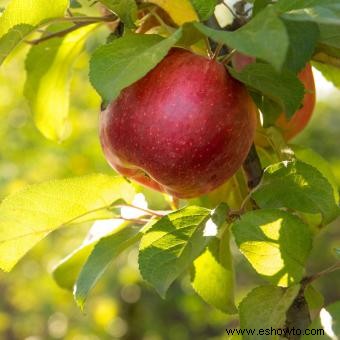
[232,209,312,287]
[190,236,237,314]
[139,207,212,297]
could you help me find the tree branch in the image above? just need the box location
[26,22,89,45]
[313,51,340,69]
[303,262,340,286]
[242,144,263,190]
[25,15,118,45]
[285,287,311,340]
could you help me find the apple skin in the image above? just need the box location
[100,48,257,198]
[232,52,316,140]
[275,63,316,140]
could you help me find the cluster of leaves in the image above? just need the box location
[0,0,340,339]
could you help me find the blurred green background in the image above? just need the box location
[0,1,340,338]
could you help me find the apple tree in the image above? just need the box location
[0,0,340,338]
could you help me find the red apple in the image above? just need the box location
[275,64,316,140]
[232,53,256,72]
[100,48,257,198]
[232,52,316,140]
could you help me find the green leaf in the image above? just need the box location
[53,219,157,291]
[283,20,319,73]
[232,209,312,286]
[313,61,340,88]
[252,0,272,17]
[302,301,340,339]
[335,248,340,259]
[0,0,68,65]
[0,175,135,272]
[280,2,340,25]
[139,206,213,298]
[191,229,236,314]
[190,0,217,21]
[239,285,300,340]
[0,24,33,64]
[250,91,282,127]
[293,146,339,204]
[89,30,182,102]
[194,6,289,71]
[229,63,305,119]
[74,226,141,309]
[318,23,340,50]
[99,0,137,28]
[252,160,340,223]
[70,0,82,8]
[276,0,340,12]
[53,240,96,290]
[53,219,129,290]
[304,284,324,311]
[24,24,96,142]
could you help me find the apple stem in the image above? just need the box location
[205,37,214,59]
[221,49,236,65]
[212,43,224,60]
[242,144,263,190]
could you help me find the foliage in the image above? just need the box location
[0,0,340,339]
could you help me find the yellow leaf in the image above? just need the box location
[146,0,198,25]
[0,175,135,272]
[24,24,97,141]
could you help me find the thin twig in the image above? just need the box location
[113,203,168,218]
[67,9,74,17]
[221,49,236,65]
[212,43,224,60]
[303,262,340,287]
[53,15,117,23]
[150,8,173,34]
[243,144,263,190]
[205,37,214,59]
[26,22,91,45]
[25,14,118,45]
[222,2,238,18]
